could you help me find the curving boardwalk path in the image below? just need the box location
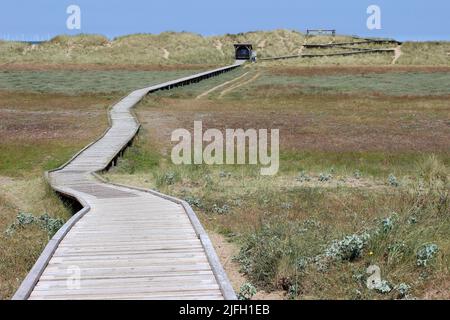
[13,61,245,300]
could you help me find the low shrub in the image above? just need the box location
[5,212,64,238]
[238,282,257,300]
[324,233,371,261]
[184,195,203,208]
[155,171,180,187]
[416,243,439,267]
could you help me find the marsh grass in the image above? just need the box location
[0,69,201,95]
[0,92,112,176]
[247,71,450,96]
[110,139,161,175]
[0,142,86,177]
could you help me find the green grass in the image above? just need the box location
[112,141,162,175]
[0,142,84,177]
[0,70,202,95]
[249,72,450,96]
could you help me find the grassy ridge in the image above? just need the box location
[1,31,448,66]
[399,42,450,65]
[0,30,304,66]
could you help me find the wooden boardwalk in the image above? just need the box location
[13,61,245,300]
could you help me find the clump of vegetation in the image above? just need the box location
[238,282,257,300]
[235,223,288,287]
[155,171,180,187]
[373,280,392,294]
[318,173,333,182]
[212,203,230,214]
[418,154,448,190]
[163,172,177,185]
[5,212,64,238]
[232,198,243,207]
[235,219,325,291]
[219,171,232,178]
[395,283,411,298]
[115,144,160,174]
[296,171,311,182]
[288,284,300,300]
[353,170,362,179]
[388,174,399,187]
[379,213,398,233]
[203,174,214,187]
[38,213,65,237]
[280,202,293,209]
[416,244,439,267]
[184,195,203,208]
[324,233,371,261]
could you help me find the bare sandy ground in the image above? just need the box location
[392,45,403,64]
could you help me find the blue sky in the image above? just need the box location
[0,0,449,41]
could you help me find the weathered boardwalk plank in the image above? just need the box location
[13,61,245,300]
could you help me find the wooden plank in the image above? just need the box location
[34,274,217,288]
[34,279,218,291]
[40,270,216,281]
[29,292,224,300]
[49,252,207,262]
[46,258,210,269]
